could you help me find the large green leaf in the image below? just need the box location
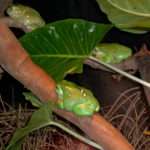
[20,19,111,81]
[97,0,150,33]
[6,102,53,150]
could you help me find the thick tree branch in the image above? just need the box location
[0,21,134,150]
[0,17,31,32]
[55,109,134,150]
[0,21,57,101]
[0,0,12,17]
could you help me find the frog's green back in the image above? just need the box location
[93,43,132,64]
[56,80,100,116]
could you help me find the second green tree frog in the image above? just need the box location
[56,80,100,116]
[7,4,45,31]
[92,43,132,64]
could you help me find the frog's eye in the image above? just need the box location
[95,105,100,112]
[56,85,64,98]
[80,89,87,97]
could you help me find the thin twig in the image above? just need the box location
[0,0,13,17]
[89,56,150,89]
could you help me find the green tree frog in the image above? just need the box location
[92,43,132,64]
[7,4,45,31]
[56,80,100,116]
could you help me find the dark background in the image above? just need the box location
[12,0,150,48]
[0,0,149,107]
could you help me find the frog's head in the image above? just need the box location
[7,4,27,19]
[56,80,100,116]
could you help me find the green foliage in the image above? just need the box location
[23,92,43,107]
[96,0,150,33]
[20,19,111,81]
[6,95,102,150]
[56,80,100,116]
[6,102,53,150]
[92,43,132,64]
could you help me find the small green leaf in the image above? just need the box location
[7,141,22,150]
[97,0,150,33]
[6,102,53,150]
[23,92,43,107]
[20,19,111,81]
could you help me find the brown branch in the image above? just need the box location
[55,109,134,150]
[0,21,57,101]
[0,0,12,17]
[0,17,31,32]
[0,21,134,150]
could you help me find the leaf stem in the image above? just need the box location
[50,121,104,150]
[32,54,89,58]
